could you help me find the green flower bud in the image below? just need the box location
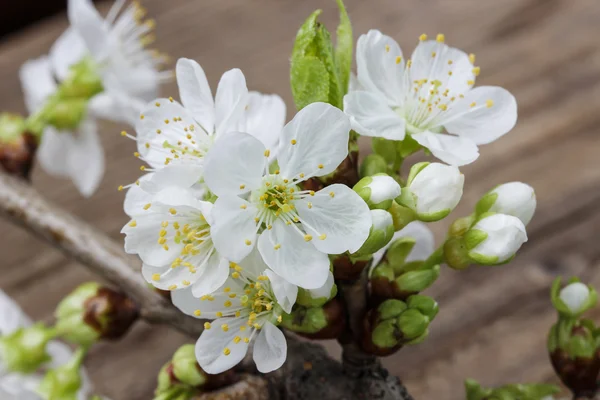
[385,237,417,272]
[397,308,429,341]
[359,154,388,178]
[172,344,206,387]
[55,282,139,346]
[550,277,597,318]
[371,319,400,349]
[353,173,401,210]
[387,201,417,232]
[281,299,345,339]
[406,295,439,321]
[394,265,440,294]
[37,347,86,400]
[443,237,471,270]
[352,210,395,257]
[377,299,407,320]
[0,113,37,178]
[0,323,54,373]
[465,213,527,266]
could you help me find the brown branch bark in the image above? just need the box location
[0,170,413,400]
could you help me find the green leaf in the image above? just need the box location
[314,25,343,108]
[334,0,353,95]
[291,10,322,60]
[290,57,330,110]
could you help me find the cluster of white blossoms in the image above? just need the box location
[121,27,534,375]
[19,0,170,196]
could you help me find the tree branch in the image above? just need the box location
[0,170,413,399]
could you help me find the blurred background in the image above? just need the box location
[1,0,600,398]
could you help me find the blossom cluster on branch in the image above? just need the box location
[0,0,596,399]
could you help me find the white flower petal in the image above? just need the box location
[409,163,464,216]
[489,182,536,226]
[440,86,518,145]
[296,184,371,254]
[278,103,350,179]
[139,165,203,195]
[172,278,244,319]
[19,56,56,113]
[245,91,286,150]
[370,221,435,268]
[470,214,527,263]
[204,131,266,196]
[237,246,269,278]
[306,270,335,300]
[66,120,105,197]
[343,91,406,140]
[88,91,146,126]
[356,30,405,106]
[257,220,329,289]
[49,28,87,81]
[559,283,590,314]
[410,40,475,97]
[176,58,215,133]
[37,127,72,178]
[253,321,287,373]
[190,254,230,297]
[412,131,479,166]
[123,213,184,267]
[264,269,297,314]
[0,290,31,335]
[214,69,248,137]
[195,317,250,374]
[211,195,259,262]
[67,0,108,57]
[135,98,204,168]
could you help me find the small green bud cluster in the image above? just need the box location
[370,237,440,301]
[464,379,560,400]
[362,295,438,356]
[37,348,87,400]
[548,277,600,398]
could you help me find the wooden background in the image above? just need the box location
[1,0,599,398]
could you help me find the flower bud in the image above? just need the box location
[37,347,85,400]
[362,296,437,356]
[280,298,345,339]
[359,154,388,178]
[551,278,597,317]
[0,113,37,178]
[297,271,337,307]
[464,213,527,265]
[476,182,536,226]
[172,344,206,387]
[465,379,560,400]
[0,323,54,373]
[55,282,139,346]
[352,210,395,257]
[353,174,401,210]
[398,162,464,222]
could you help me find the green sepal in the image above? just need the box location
[371,319,400,349]
[54,282,101,347]
[464,229,488,250]
[406,162,429,186]
[404,328,429,345]
[396,135,421,158]
[360,154,388,178]
[387,201,417,231]
[406,295,439,320]
[385,237,416,271]
[45,99,88,130]
[372,137,397,164]
[371,263,395,281]
[377,299,407,320]
[395,265,440,293]
[467,250,499,266]
[448,214,476,237]
[352,212,395,257]
[443,237,471,270]
[475,191,498,216]
[334,0,352,94]
[37,347,86,400]
[280,306,327,334]
[296,283,338,308]
[416,208,451,223]
[0,113,26,144]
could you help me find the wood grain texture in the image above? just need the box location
[1,0,599,398]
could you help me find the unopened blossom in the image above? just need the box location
[559,282,592,315]
[122,186,229,296]
[126,58,285,198]
[371,221,435,268]
[173,248,296,374]
[203,102,372,289]
[467,213,527,264]
[480,182,536,226]
[344,30,517,166]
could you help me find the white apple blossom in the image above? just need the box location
[402,162,464,221]
[468,214,527,264]
[123,58,285,200]
[122,185,229,297]
[559,282,591,315]
[172,248,296,374]
[344,30,517,166]
[19,0,170,197]
[486,182,536,226]
[203,102,372,289]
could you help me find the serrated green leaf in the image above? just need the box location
[290,57,330,110]
[335,0,352,95]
